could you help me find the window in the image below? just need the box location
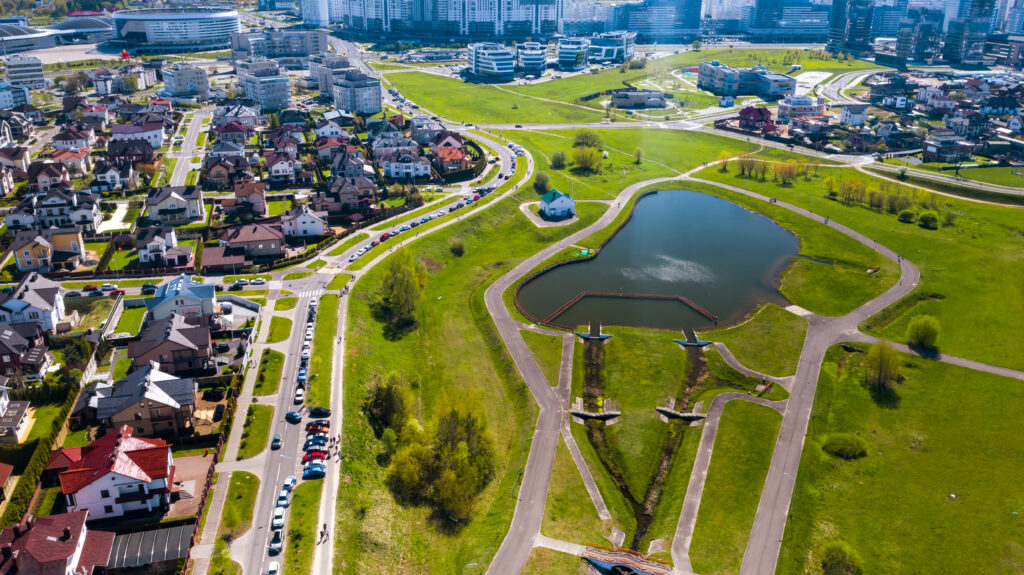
[1,356,8,363]
[71,241,79,251]
[22,251,29,257]
[136,426,143,433]
[66,494,75,506]
[100,489,109,498]
[156,409,162,417]
[28,312,38,319]
[104,505,113,514]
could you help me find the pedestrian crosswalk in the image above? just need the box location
[269,280,283,290]
[296,289,324,298]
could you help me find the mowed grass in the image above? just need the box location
[217,471,259,541]
[385,72,604,124]
[326,232,369,256]
[114,306,146,335]
[521,547,590,574]
[541,438,613,545]
[689,401,782,575]
[701,303,808,377]
[237,404,273,460]
[520,329,564,387]
[336,192,606,573]
[693,165,1024,369]
[326,273,352,291]
[498,128,758,200]
[112,356,132,380]
[275,297,298,311]
[284,478,323,574]
[254,349,284,396]
[267,316,292,343]
[779,347,1024,574]
[307,294,338,407]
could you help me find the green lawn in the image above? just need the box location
[61,428,91,448]
[693,165,1024,369]
[307,294,338,407]
[881,158,1024,188]
[336,189,606,572]
[326,273,352,291]
[275,297,298,311]
[267,200,290,216]
[254,349,285,396]
[27,403,64,442]
[689,401,782,575]
[196,132,208,148]
[114,306,147,336]
[541,439,612,544]
[522,547,590,574]
[519,330,564,387]
[63,297,115,332]
[112,356,132,380]
[236,404,273,460]
[701,303,808,377]
[209,539,242,574]
[185,170,199,186]
[283,272,311,281]
[284,478,323,573]
[216,471,259,541]
[308,259,327,270]
[266,316,292,343]
[326,233,369,256]
[779,347,1024,574]
[107,248,138,271]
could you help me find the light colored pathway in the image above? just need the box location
[534,533,588,556]
[710,342,795,391]
[96,203,128,233]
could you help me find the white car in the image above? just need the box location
[283,476,297,491]
[349,254,357,262]
[310,297,318,306]
[277,489,290,507]
[272,507,285,529]
[267,561,280,575]
[301,347,310,359]
[252,278,267,285]
[294,388,305,404]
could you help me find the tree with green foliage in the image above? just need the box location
[633,147,643,164]
[917,210,939,229]
[550,150,567,170]
[363,374,410,436]
[864,341,900,392]
[573,128,603,149]
[268,114,280,129]
[692,40,702,51]
[372,250,424,339]
[571,145,600,173]
[907,315,940,350]
[533,171,550,194]
[821,541,863,575]
[897,209,916,223]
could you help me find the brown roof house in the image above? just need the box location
[128,313,212,376]
[71,362,196,439]
[221,181,266,218]
[219,222,285,259]
[0,511,114,575]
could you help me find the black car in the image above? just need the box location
[269,529,283,555]
[215,342,231,353]
[309,407,331,418]
[141,286,157,295]
[229,283,243,291]
[214,285,224,292]
[66,291,82,297]
[203,388,226,401]
[142,283,157,290]
[213,404,226,421]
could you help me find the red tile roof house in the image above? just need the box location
[51,148,93,174]
[221,181,266,217]
[0,511,114,575]
[50,425,175,520]
[213,121,254,145]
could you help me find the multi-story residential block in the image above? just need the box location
[331,70,382,116]
[231,29,328,67]
[162,62,210,99]
[145,186,206,226]
[557,37,590,70]
[468,43,515,82]
[0,82,31,108]
[4,55,44,89]
[309,53,353,94]
[301,0,330,27]
[238,59,291,111]
[0,272,66,330]
[697,61,797,99]
[827,0,875,57]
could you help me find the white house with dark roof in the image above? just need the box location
[136,226,192,268]
[281,205,328,237]
[0,273,65,332]
[539,189,575,218]
[144,274,215,321]
[110,122,165,149]
[0,376,30,443]
[145,186,205,226]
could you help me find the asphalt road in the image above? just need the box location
[168,109,211,187]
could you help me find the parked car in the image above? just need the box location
[309,407,331,418]
[271,434,282,450]
[229,283,243,291]
[380,232,390,241]
[285,411,302,424]
[268,529,283,555]
[303,464,326,480]
[272,507,285,529]
[267,561,280,575]
[101,283,117,291]
[89,290,105,297]
[83,285,98,292]
[301,348,310,360]
[298,368,307,381]
[306,420,329,432]
[66,291,82,297]
[349,254,358,262]
[235,278,250,286]
[294,388,305,404]
[140,286,156,295]
[277,489,290,507]
[252,278,266,285]
[203,388,225,401]
[283,476,297,491]
[216,343,230,353]
[303,450,328,463]
[142,283,157,290]
[303,437,327,450]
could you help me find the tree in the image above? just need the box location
[268,114,280,129]
[449,239,465,257]
[573,128,603,149]
[907,315,940,350]
[691,40,702,51]
[773,161,799,184]
[373,250,423,338]
[122,75,139,92]
[633,147,643,164]
[821,541,863,575]
[864,341,900,392]
[363,374,410,436]
[897,209,916,223]
[571,146,600,173]
[917,210,938,229]
[533,171,550,194]
[550,150,567,170]
[718,151,730,172]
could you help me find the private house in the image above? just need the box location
[946,112,988,139]
[0,323,51,381]
[219,223,286,258]
[281,205,328,237]
[366,118,402,142]
[53,126,93,151]
[410,115,444,145]
[136,226,192,268]
[375,151,431,180]
[144,274,216,321]
[81,104,110,125]
[0,112,31,140]
[54,425,174,520]
[0,147,29,173]
[429,131,464,153]
[315,137,346,160]
[267,136,299,159]
[0,167,13,198]
[371,136,418,159]
[839,104,868,126]
[213,121,254,145]
[318,176,376,213]
[738,106,775,132]
[277,109,306,127]
[789,115,832,137]
[26,162,71,192]
[979,95,1020,116]
[61,96,89,122]
[92,160,138,191]
[213,104,260,127]
[0,121,10,149]
[539,189,575,218]
[89,363,197,437]
[110,122,165,150]
[261,125,304,144]
[9,229,85,275]
[128,314,212,377]
[51,148,93,173]
[5,188,102,232]
[923,129,972,163]
[330,149,370,178]
[10,103,42,123]
[434,146,472,173]
[0,510,114,575]
[314,119,345,139]
[145,186,205,226]
[106,139,154,164]
[0,462,12,502]
[266,154,297,184]
[0,273,66,332]
[221,181,266,217]
[208,141,246,159]
[205,157,253,187]
[0,376,29,443]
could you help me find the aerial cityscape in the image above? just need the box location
[0,0,1018,573]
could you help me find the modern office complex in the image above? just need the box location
[827,0,875,57]
[467,43,515,82]
[896,7,945,61]
[0,82,31,108]
[557,37,590,70]
[301,0,330,27]
[697,60,797,99]
[331,70,382,115]
[237,59,291,111]
[334,0,563,39]
[310,54,354,94]
[516,42,547,76]
[162,62,210,100]
[587,31,636,63]
[231,29,329,68]
[112,8,240,54]
[606,0,701,42]
[5,55,44,90]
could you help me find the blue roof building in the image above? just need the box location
[144,274,216,321]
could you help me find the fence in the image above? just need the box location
[101,293,125,340]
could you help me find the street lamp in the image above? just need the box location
[462,562,479,574]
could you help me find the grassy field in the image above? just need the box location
[64,297,115,332]
[689,401,782,575]
[267,317,292,343]
[275,297,298,311]
[307,294,338,407]
[284,478,323,574]
[283,271,312,281]
[268,200,291,216]
[541,439,612,545]
[335,189,606,573]
[519,330,564,387]
[237,405,273,460]
[217,471,259,541]
[521,548,590,574]
[881,158,1024,188]
[114,306,146,335]
[326,273,352,291]
[701,303,808,377]
[326,233,369,257]
[27,403,64,442]
[209,539,242,574]
[112,356,132,380]
[779,347,1024,574]
[498,128,758,200]
[693,165,1024,369]
[254,349,284,396]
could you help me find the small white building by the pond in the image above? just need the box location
[539,189,575,218]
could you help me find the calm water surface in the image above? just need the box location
[516,190,800,330]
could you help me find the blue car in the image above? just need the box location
[303,437,327,451]
[285,411,301,424]
[89,290,105,297]
[303,464,326,480]
[297,368,307,383]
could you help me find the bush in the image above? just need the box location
[897,209,916,223]
[449,239,464,257]
[550,150,566,170]
[573,128,603,149]
[917,210,938,229]
[821,541,863,575]
[533,171,550,194]
[907,315,940,350]
[823,434,867,460]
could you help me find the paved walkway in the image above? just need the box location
[710,342,794,392]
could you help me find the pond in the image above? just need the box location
[516,190,800,330]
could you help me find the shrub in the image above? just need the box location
[907,314,940,350]
[550,150,566,170]
[917,210,939,229]
[449,239,464,257]
[823,434,867,460]
[533,171,550,194]
[897,209,916,223]
[821,541,863,575]
[573,128,603,149]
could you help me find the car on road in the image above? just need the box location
[370,240,380,247]
[303,463,326,480]
[301,347,310,359]
[297,367,307,381]
[294,388,305,404]
[101,283,117,291]
[268,529,283,555]
[380,232,390,241]
[399,224,411,232]
[285,411,302,424]
[235,278,250,286]
[277,489,290,507]
[303,437,327,450]
[306,420,329,431]
[436,210,446,218]
[83,284,98,292]
[303,450,328,463]
[309,407,331,418]
[267,560,280,575]
[271,434,282,449]
[349,254,357,262]
[272,507,285,529]
[141,286,157,295]
[66,291,82,297]
[110,289,126,296]
[252,278,267,285]
[283,476,297,491]
[89,290,104,297]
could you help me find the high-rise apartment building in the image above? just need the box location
[828,0,875,57]
[301,0,330,27]
[162,62,210,99]
[332,70,382,115]
[896,7,945,61]
[237,59,291,111]
[231,29,329,64]
[309,54,353,94]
